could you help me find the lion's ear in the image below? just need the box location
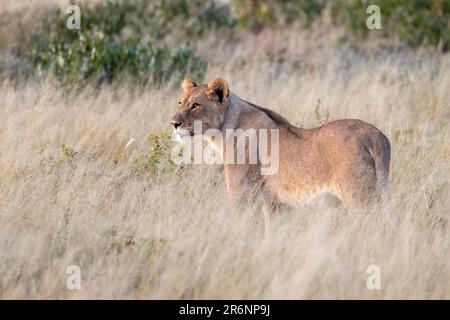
[207,78,229,104]
[182,78,197,93]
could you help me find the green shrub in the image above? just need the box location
[5,0,450,86]
[231,0,450,51]
[26,0,234,86]
[30,33,206,86]
[331,0,450,51]
[132,132,187,176]
[232,0,327,31]
[146,132,174,174]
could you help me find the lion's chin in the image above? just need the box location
[174,132,185,143]
[174,127,194,143]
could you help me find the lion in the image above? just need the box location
[171,78,391,236]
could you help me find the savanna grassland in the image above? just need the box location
[0,0,449,299]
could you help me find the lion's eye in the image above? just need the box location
[190,103,200,111]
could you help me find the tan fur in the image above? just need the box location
[171,78,391,235]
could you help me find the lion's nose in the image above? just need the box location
[171,120,182,129]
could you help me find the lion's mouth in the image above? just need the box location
[176,127,193,136]
[174,127,194,142]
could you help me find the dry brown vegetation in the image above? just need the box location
[1,2,450,299]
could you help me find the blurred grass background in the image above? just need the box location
[1,0,449,86]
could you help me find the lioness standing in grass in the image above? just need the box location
[171,78,391,235]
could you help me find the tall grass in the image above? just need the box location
[1,25,449,298]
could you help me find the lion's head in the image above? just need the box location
[170,78,229,137]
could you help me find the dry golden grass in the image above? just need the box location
[1,23,450,299]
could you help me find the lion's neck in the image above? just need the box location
[219,93,243,131]
[220,93,278,132]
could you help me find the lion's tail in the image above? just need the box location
[369,133,391,199]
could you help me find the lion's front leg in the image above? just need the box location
[262,199,282,239]
[224,164,261,204]
[224,164,281,238]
